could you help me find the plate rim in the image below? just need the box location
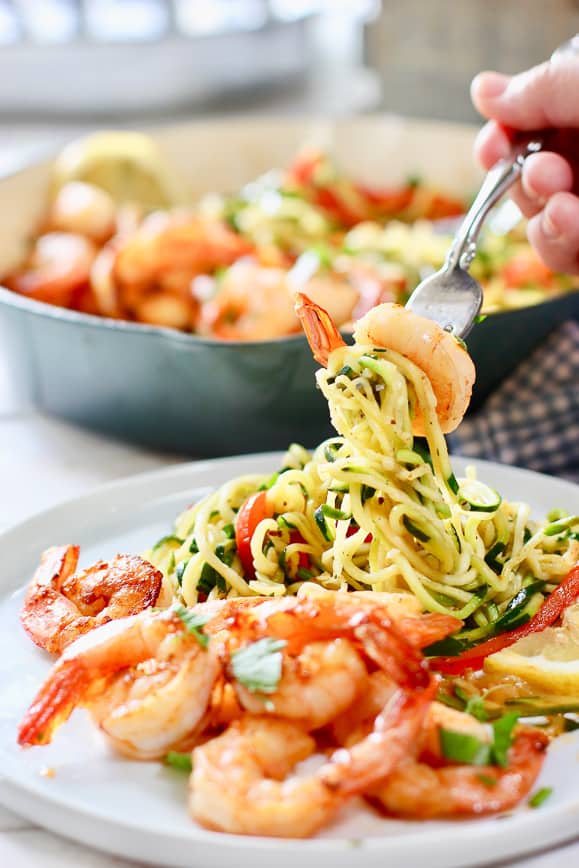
[1,451,578,867]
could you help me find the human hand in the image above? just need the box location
[471,57,579,274]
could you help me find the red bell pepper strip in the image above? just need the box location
[235,492,313,579]
[432,563,579,675]
[235,491,271,580]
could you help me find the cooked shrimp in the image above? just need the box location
[370,727,549,819]
[234,639,367,729]
[113,214,251,326]
[5,232,96,308]
[190,718,324,837]
[20,546,163,654]
[294,586,462,650]
[198,261,299,341]
[48,181,116,242]
[192,656,436,837]
[295,293,475,434]
[18,608,220,759]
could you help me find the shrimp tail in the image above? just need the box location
[294,292,346,366]
[18,658,89,747]
[399,613,463,649]
[320,676,437,795]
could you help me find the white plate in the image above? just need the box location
[0,453,578,868]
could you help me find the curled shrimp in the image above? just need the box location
[20,545,163,655]
[191,607,437,837]
[112,214,251,329]
[370,727,549,819]
[234,638,368,730]
[18,608,220,759]
[5,232,97,309]
[295,293,475,434]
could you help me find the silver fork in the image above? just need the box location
[406,35,579,339]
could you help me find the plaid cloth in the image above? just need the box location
[449,320,579,483]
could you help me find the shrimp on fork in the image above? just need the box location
[20,546,164,655]
[18,608,220,759]
[294,293,475,434]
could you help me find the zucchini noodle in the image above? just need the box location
[144,344,578,637]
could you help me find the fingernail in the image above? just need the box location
[542,209,561,240]
[474,72,509,100]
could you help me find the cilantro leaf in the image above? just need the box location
[164,751,193,773]
[439,729,491,766]
[173,603,210,648]
[528,786,553,809]
[231,638,286,694]
[491,712,519,768]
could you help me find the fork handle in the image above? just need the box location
[445,136,543,272]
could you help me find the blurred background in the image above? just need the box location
[1,0,578,174]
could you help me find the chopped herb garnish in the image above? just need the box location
[173,603,210,648]
[164,751,193,773]
[476,773,498,787]
[528,787,553,809]
[439,729,491,766]
[222,523,235,539]
[474,314,488,324]
[297,567,316,580]
[189,538,199,554]
[490,712,519,768]
[455,686,489,722]
[231,638,286,694]
[440,712,518,768]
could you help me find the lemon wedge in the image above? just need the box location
[51,131,183,210]
[485,602,579,696]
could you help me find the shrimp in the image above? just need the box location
[18,608,220,759]
[369,727,549,819]
[20,546,163,655]
[112,214,251,328]
[5,232,97,309]
[47,181,116,243]
[198,262,299,341]
[191,624,437,837]
[295,293,475,434]
[234,639,368,729]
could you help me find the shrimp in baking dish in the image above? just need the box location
[18,608,220,759]
[20,545,164,655]
[294,292,475,434]
[191,611,438,837]
[198,260,360,342]
[5,232,97,310]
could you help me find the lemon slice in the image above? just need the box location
[52,131,183,210]
[485,602,579,695]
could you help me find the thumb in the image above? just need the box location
[471,58,579,130]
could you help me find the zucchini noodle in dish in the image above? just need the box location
[145,296,578,648]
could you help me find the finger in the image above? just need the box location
[473,121,512,169]
[527,192,579,274]
[510,152,575,219]
[471,59,579,129]
[522,151,574,200]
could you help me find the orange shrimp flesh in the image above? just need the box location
[20,546,163,654]
[370,727,549,819]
